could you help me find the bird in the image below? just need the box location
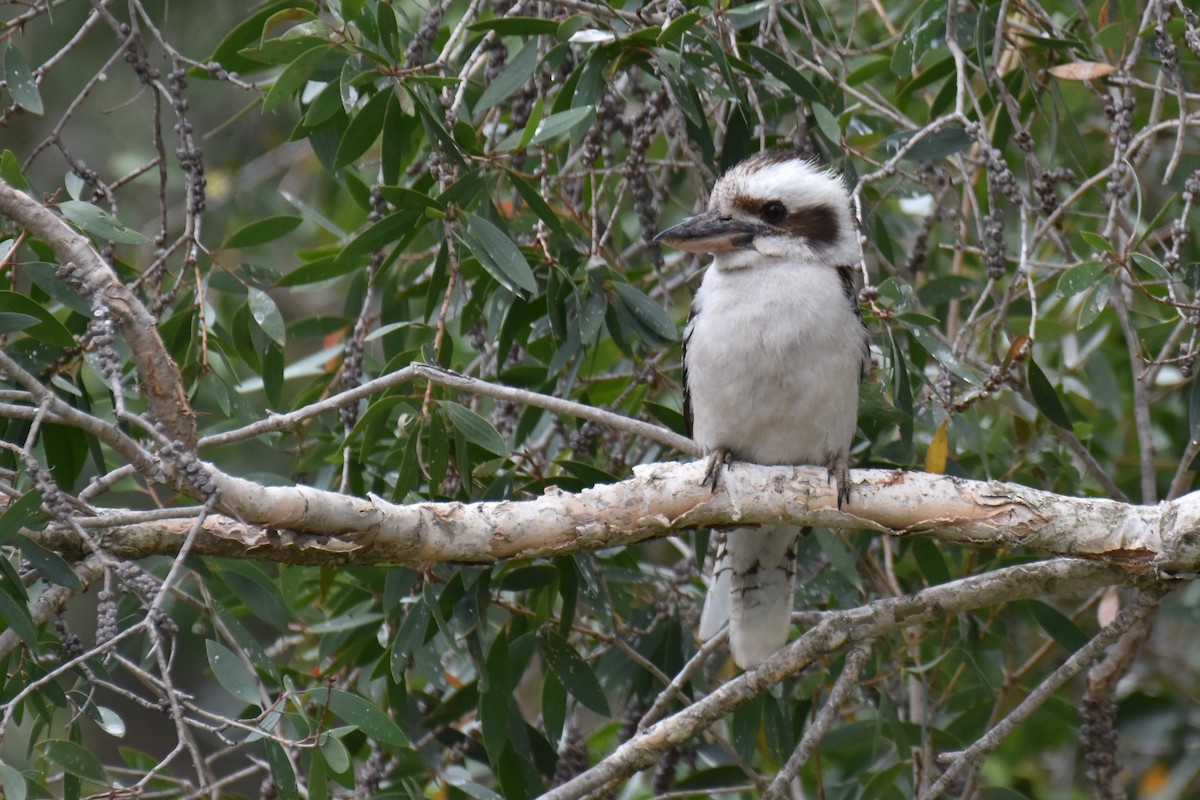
[654,151,869,668]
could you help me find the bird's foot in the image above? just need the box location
[703,448,733,493]
[827,457,851,509]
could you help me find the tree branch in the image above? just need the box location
[541,559,1125,800]
[27,462,1200,575]
[0,178,196,449]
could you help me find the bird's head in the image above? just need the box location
[654,152,859,270]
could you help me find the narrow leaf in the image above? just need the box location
[262,44,328,114]
[463,213,537,294]
[440,400,509,457]
[0,588,38,653]
[924,416,950,474]
[475,38,538,113]
[0,489,44,546]
[248,287,286,346]
[1027,600,1089,650]
[1027,360,1072,429]
[17,534,82,591]
[320,688,409,746]
[225,215,303,248]
[612,282,676,342]
[529,105,595,145]
[539,628,610,716]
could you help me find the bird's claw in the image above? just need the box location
[703,448,732,493]
[828,458,851,509]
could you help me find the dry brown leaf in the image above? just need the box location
[1049,61,1117,80]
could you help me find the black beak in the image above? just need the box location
[653,210,768,253]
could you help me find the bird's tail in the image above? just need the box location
[699,525,799,668]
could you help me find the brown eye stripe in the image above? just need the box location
[730,193,766,216]
[781,203,840,246]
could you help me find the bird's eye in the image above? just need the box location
[762,201,787,224]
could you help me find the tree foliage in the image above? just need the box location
[1,0,1200,798]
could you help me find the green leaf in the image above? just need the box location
[4,45,43,115]
[529,105,595,145]
[439,400,509,457]
[1132,252,1170,281]
[462,213,538,295]
[1026,600,1089,651]
[0,490,43,546]
[335,88,392,167]
[445,766,506,800]
[263,739,299,800]
[318,687,409,746]
[225,215,303,248]
[1,149,29,189]
[475,38,538,113]
[612,282,677,342]
[1055,261,1106,297]
[1077,274,1113,328]
[911,539,950,585]
[0,291,74,347]
[480,628,511,759]
[17,535,82,591]
[901,321,980,385]
[1079,230,1114,254]
[391,600,432,681]
[541,671,566,744]
[811,102,842,143]
[657,11,702,43]
[262,44,328,114]
[743,45,823,104]
[886,125,972,161]
[43,740,107,784]
[58,200,149,244]
[248,287,286,346]
[731,694,763,765]
[199,1,318,76]
[892,0,947,75]
[0,586,38,654]
[206,640,261,705]
[1027,360,1072,429]
[0,763,26,800]
[814,529,861,590]
[539,628,610,716]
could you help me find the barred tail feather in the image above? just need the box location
[698,530,731,642]
[700,525,798,668]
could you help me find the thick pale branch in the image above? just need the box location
[0,179,196,448]
[31,462,1200,575]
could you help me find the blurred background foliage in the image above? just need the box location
[1,0,1200,798]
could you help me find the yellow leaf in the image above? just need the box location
[925,417,950,474]
[1048,62,1116,81]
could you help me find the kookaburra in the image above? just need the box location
[655,152,869,668]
